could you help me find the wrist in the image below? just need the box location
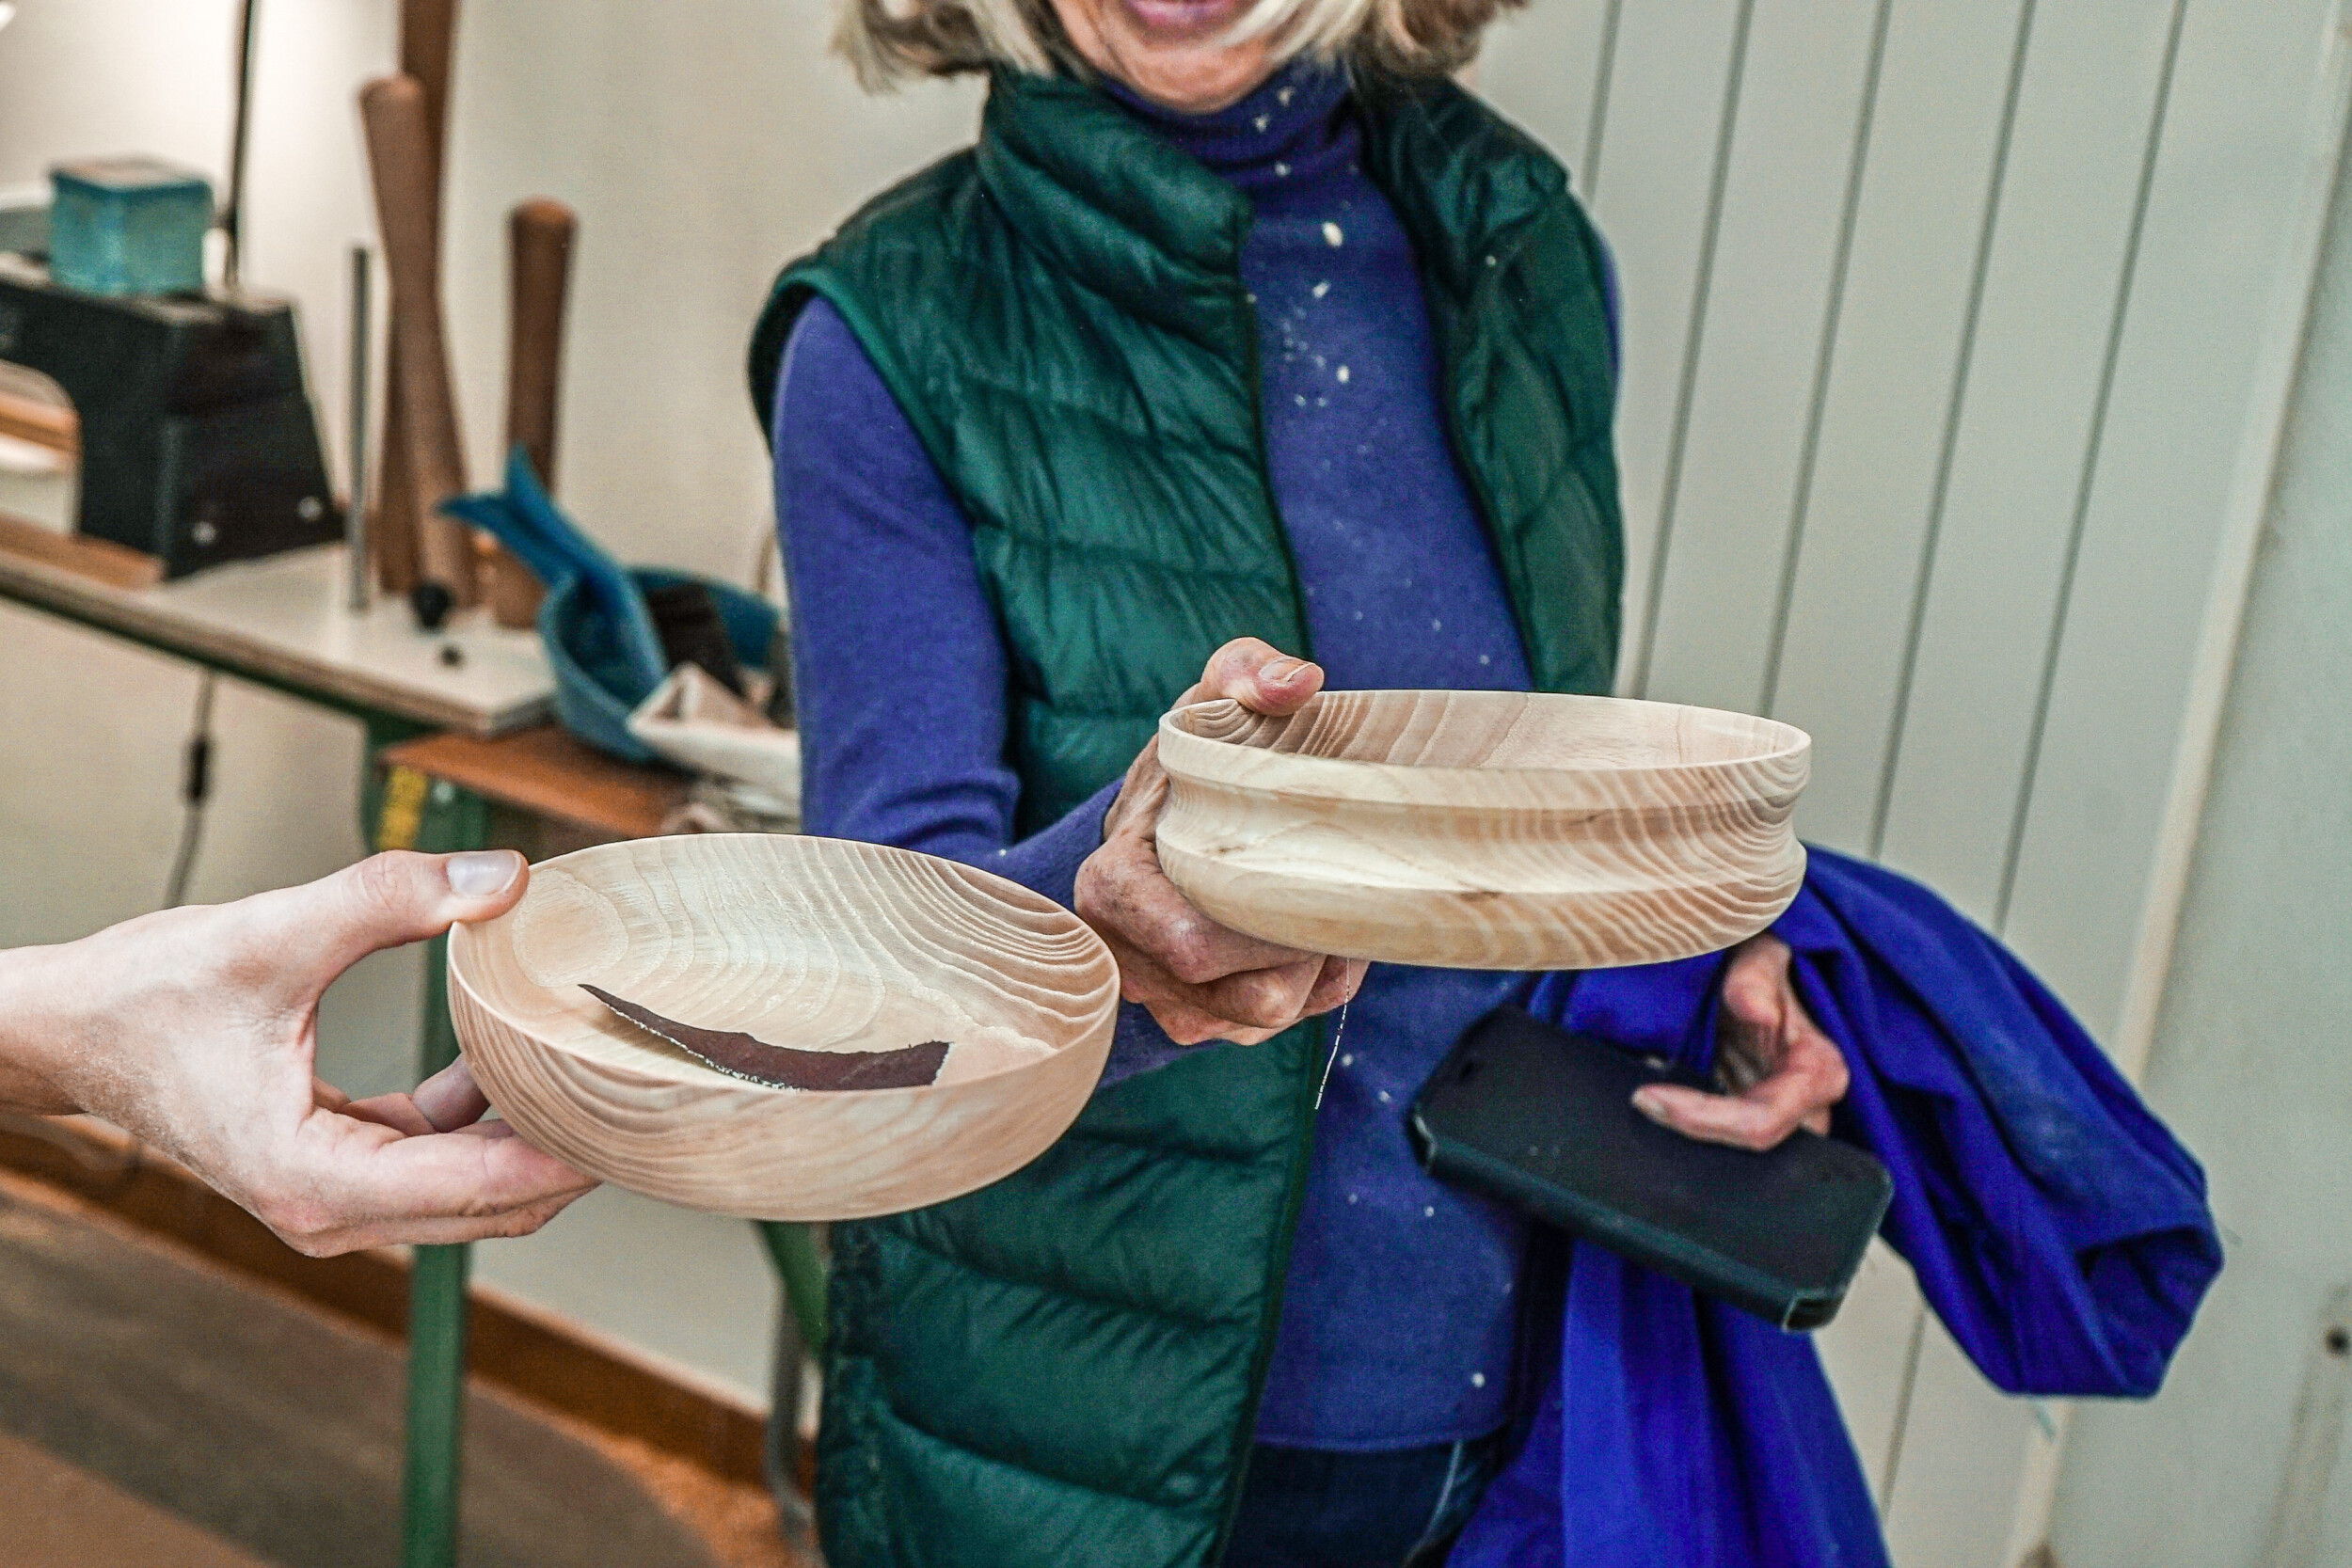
[0,942,82,1115]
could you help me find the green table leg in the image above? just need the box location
[757,1221,829,1355]
[369,755,490,1568]
[405,1240,472,1567]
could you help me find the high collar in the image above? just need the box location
[975,67,1565,341]
[978,68,1254,344]
[1101,62,1355,198]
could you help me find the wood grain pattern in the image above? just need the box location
[449,834,1118,1220]
[361,73,476,606]
[1155,690,1808,970]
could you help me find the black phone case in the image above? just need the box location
[1408,1006,1892,1331]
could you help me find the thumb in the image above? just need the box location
[1196,637,1325,717]
[1719,935,1791,1033]
[262,850,528,988]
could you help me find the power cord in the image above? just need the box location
[163,671,217,909]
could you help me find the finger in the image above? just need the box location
[341,1091,439,1136]
[1085,836,1315,980]
[412,1056,493,1132]
[1108,907,1326,1033]
[268,1123,597,1256]
[1202,957,1324,1031]
[1301,957,1368,1016]
[239,850,531,997]
[1101,934,1260,1043]
[1197,638,1325,716]
[311,1079,352,1113]
[1152,1000,1286,1048]
[1103,932,1290,1046]
[291,1183,596,1257]
[1631,1083,1809,1151]
[1099,741,1169,840]
[1634,1023,1848,1151]
[1719,934,1792,1034]
[1780,1022,1851,1123]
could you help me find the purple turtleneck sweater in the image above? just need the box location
[774,67,1577,1449]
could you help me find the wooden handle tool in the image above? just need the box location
[361,72,476,607]
[372,0,462,596]
[485,197,578,628]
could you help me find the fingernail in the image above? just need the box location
[1631,1088,1668,1123]
[1263,657,1306,684]
[448,850,521,897]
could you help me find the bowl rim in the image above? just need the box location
[448,832,1120,1100]
[1159,689,1810,801]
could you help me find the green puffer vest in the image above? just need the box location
[750,67,1620,1568]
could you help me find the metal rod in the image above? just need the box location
[221,0,261,287]
[347,244,373,611]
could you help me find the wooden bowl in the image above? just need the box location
[1155,690,1809,970]
[448,834,1119,1220]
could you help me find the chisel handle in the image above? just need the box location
[361,72,475,605]
[506,198,576,486]
[487,198,578,627]
[373,0,462,596]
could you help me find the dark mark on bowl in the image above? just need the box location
[581,985,949,1091]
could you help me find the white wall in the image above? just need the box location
[0,0,978,1407]
[2045,96,2352,1568]
[1480,1,2351,1560]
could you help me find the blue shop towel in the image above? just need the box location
[1450,847,2221,1568]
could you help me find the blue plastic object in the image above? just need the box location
[542,566,777,762]
[443,449,668,692]
[442,450,777,763]
[48,157,212,296]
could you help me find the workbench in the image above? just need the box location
[0,531,668,1568]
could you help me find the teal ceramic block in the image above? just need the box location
[49,156,213,296]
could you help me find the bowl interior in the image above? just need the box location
[1170,689,1804,775]
[453,833,1118,1092]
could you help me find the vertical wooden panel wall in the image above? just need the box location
[1481,3,2352,1563]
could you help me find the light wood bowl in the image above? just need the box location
[1155,690,1809,970]
[448,834,1119,1220]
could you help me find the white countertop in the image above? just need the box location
[0,539,555,735]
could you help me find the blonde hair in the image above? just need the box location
[834,0,1522,90]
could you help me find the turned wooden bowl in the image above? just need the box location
[448,834,1120,1220]
[1155,690,1809,971]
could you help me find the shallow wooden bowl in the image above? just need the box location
[1155,690,1810,971]
[448,834,1119,1220]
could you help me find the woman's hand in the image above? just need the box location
[1073,638,1368,1046]
[1631,933,1850,1150]
[0,850,597,1257]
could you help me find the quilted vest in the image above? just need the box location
[750,65,1620,1568]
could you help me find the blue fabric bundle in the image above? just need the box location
[1450,847,2221,1567]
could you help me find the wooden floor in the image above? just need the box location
[0,1432,272,1568]
[0,1167,799,1568]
